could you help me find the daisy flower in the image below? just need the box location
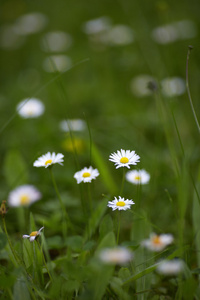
[156,259,184,275]
[99,247,133,265]
[59,119,86,132]
[23,227,44,242]
[107,196,135,211]
[74,166,99,184]
[33,152,64,168]
[8,185,41,207]
[126,169,150,185]
[16,98,45,118]
[109,149,140,169]
[142,233,174,252]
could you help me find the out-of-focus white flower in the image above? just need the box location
[14,13,48,35]
[74,166,99,184]
[109,149,140,169]
[33,152,64,168]
[142,233,174,252]
[107,196,135,211]
[161,77,185,97]
[8,185,41,207]
[157,259,184,275]
[99,247,133,265]
[101,25,134,46]
[17,98,45,118]
[41,31,72,52]
[43,55,72,73]
[130,75,155,97]
[151,20,197,44]
[82,16,112,35]
[59,119,86,132]
[126,169,150,185]
[23,227,44,242]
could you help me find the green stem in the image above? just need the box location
[36,240,53,282]
[49,168,72,236]
[2,216,22,266]
[117,211,121,245]
[87,183,93,213]
[186,45,200,134]
[120,168,125,195]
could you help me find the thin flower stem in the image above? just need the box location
[120,168,125,194]
[117,211,121,245]
[49,168,72,235]
[87,183,93,213]
[36,240,53,282]
[186,45,200,134]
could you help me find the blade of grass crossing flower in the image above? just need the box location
[91,143,118,194]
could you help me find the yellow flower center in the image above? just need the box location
[152,236,162,245]
[116,201,125,207]
[45,159,52,165]
[29,231,38,237]
[20,194,30,205]
[82,172,91,178]
[134,175,141,181]
[120,157,129,164]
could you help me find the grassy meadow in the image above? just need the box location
[1,0,200,299]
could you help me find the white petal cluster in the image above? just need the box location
[126,169,150,185]
[33,152,64,168]
[142,233,174,252]
[74,166,99,184]
[109,149,140,169]
[23,227,44,242]
[17,98,45,118]
[99,247,133,265]
[8,185,41,207]
[107,196,135,211]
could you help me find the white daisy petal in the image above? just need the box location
[99,247,133,265]
[8,185,41,207]
[126,169,150,185]
[109,149,140,169]
[156,259,184,275]
[16,98,45,118]
[107,196,135,211]
[74,166,99,184]
[142,233,174,252]
[22,227,44,242]
[33,152,64,168]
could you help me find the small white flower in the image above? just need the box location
[142,233,174,252]
[126,169,150,185]
[8,185,41,207]
[109,149,140,169]
[107,196,135,211]
[156,259,184,275]
[99,247,133,265]
[33,152,64,168]
[161,77,185,97]
[59,119,86,132]
[23,227,44,242]
[17,98,45,118]
[74,166,99,184]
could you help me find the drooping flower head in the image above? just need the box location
[99,247,133,265]
[142,233,174,252]
[23,227,44,242]
[126,169,150,185]
[8,185,41,207]
[107,196,135,211]
[74,166,99,184]
[33,152,64,168]
[156,259,184,276]
[109,149,140,169]
[17,98,45,118]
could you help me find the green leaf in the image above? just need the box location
[84,198,108,241]
[99,214,113,241]
[65,235,83,252]
[0,233,7,250]
[110,277,131,300]
[13,277,31,300]
[3,149,28,187]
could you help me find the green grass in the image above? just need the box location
[1,0,200,298]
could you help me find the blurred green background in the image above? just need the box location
[1,0,200,235]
